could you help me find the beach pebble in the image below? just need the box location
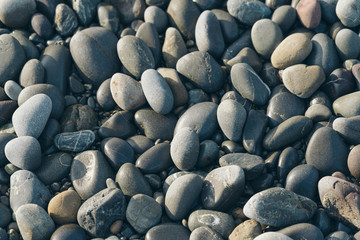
[99,111,136,139]
[48,190,81,225]
[228,219,262,240]
[254,232,293,240]
[50,224,87,240]
[335,28,360,61]
[54,3,78,36]
[145,224,190,240]
[19,59,45,88]
[348,145,360,179]
[333,91,360,117]
[136,142,172,174]
[296,0,321,29]
[190,226,223,240]
[227,0,271,26]
[336,0,360,27]
[278,223,324,240]
[162,28,187,68]
[0,0,36,28]
[101,137,135,170]
[54,130,95,152]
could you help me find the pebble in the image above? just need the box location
[176,51,224,93]
[242,110,268,155]
[16,204,55,240]
[318,176,360,229]
[336,0,360,27]
[4,81,22,101]
[48,190,81,225]
[115,163,152,198]
[271,33,312,69]
[97,3,120,33]
[166,0,200,40]
[141,69,174,115]
[217,99,247,142]
[145,224,190,240]
[38,118,61,150]
[335,28,360,61]
[0,34,26,86]
[219,153,265,180]
[348,145,360,179]
[212,9,239,43]
[201,165,245,210]
[71,0,100,26]
[190,226,223,240]
[54,3,78,36]
[333,91,360,117]
[126,194,162,234]
[101,137,135,170]
[77,187,126,237]
[136,142,172,173]
[325,231,352,240]
[271,5,297,32]
[227,47,262,73]
[165,173,203,221]
[306,127,349,175]
[134,109,177,141]
[96,79,116,111]
[296,0,321,29]
[228,219,262,240]
[251,19,283,59]
[107,0,145,25]
[31,13,53,39]
[0,203,11,228]
[0,101,17,127]
[195,10,224,58]
[263,116,313,151]
[305,104,332,122]
[19,59,45,88]
[144,6,168,33]
[254,232,293,240]
[170,127,199,171]
[11,30,39,60]
[54,130,95,152]
[70,150,114,199]
[136,22,161,65]
[188,210,235,238]
[17,84,65,120]
[277,147,299,182]
[5,136,41,171]
[50,224,87,240]
[110,73,146,111]
[222,29,252,64]
[127,135,154,155]
[117,35,155,79]
[0,0,36,28]
[333,116,360,144]
[0,133,15,167]
[243,187,317,228]
[278,223,324,240]
[227,0,271,26]
[70,27,120,86]
[162,27,187,68]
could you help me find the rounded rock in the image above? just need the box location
[348,145,360,179]
[335,28,360,61]
[227,0,271,26]
[333,91,360,117]
[162,27,187,68]
[295,0,321,29]
[0,0,36,28]
[54,3,79,37]
[136,142,172,174]
[336,0,360,27]
[145,224,190,240]
[101,137,135,170]
[190,226,224,240]
[48,190,81,225]
[19,59,45,88]
[50,224,87,240]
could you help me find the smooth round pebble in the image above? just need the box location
[19,59,45,88]
[336,0,360,27]
[227,0,271,26]
[190,226,224,240]
[50,224,87,240]
[145,224,190,240]
[48,190,81,225]
[0,0,36,28]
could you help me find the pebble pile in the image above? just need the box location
[1,0,360,239]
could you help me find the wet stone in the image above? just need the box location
[54,130,95,153]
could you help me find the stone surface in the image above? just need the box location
[136,22,161,65]
[229,219,262,240]
[48,190,81,225]
[104,0,146,25]
[335,28,360,61]
[278,223,324,240]
[99,111,136,139]
[162,27,187,68]
[54,130,95,152]
[190,226,224,240]
[101,137,135,170]
[243,110,268,155]
[50,224,87,240]
[19,59,45,88]
[4,80,22,101]
[336,0,360,27]
[333,116,360,145]
[296,0,321,29]
[145,224,191,240]
[333,91,360,117]
[0,0,36,28]
[54,3,78,36]
[0,100,17,127]
[243,187,317,227]
[227,0,271,26]
[60,104,97,132]
[0,133,15,167]
[348,145,360,179]
[212,9,239,44]
[127,135,154,155]
[136,142,172,174]
[272,5,297,32]
[71,0,100,26]
[254,232,293,240]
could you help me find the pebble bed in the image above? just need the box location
[1,0,360,239]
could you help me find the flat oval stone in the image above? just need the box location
[242,110,268,155]
[117,35,155,79]
[167,0,200,40]
[145,224,190,240]
[5,136,41,170]
[71,0,100,26]
[333,116,360,145]
[12,94,52,138]
[162,27,187,68]
[4,80,22,101]
[219,153,265,180]
[227,0,271,26]
[296,0,321,29]
[171,127,199,171]
[115,163,152,198]
[135,108,177,141]
[174,102,218,141]
[251,19,283,59]
[177,51,224,93]
[333,91,360,117]
[136,22,161,65]
[40,45,71,95]
[0,0,36,28]
[188,210,235,238]
[201,165,245,210]
[254,232,293,240]
[190,226,223,240]
[127,135,154,155]
[243,187,317,227]
[10,170,51,212]
[50,224,87,240]
[0,34,26,86]
[136,142,172,174]
[101,137,135,170]
[77,187,126,237]
[305,104,332,122]
[277,147,299,183]
[306,33,339,76]
[96,78,116,111]
[54,130,95,152]
[272,5,297,32]
[16,204,55,240]
[98,111,136,139]
[165,173,203,221]
[306,127,349,175]
[54,3,78,36]
[110,73,146,111]
[0,100,17,127]
[348,145,360,179]
[71,150,114,200]
[18,84,65,119]
[144,6,168,33]
[230,63,270,105]
[126,194,162,234]
[282,64,325,98]
[318,176,360,229]
[195,10,224,58]
[263,116,313,151]
[278,223,324,240]
[271,33,312,69]
[285,164,319,200]
[211,9,239,44]
[19,59,45,88]
[48,190,81,225]
[335,28,360,61]
[217,99,247,142]
[336,0,360,27]
[31,13,52,39]
[70,27,120,86]
[141,69,174,115]
[0,133,15,167]
[105,0,145,25]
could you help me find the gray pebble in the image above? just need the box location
[162,28,187,68]
[127,135,154,155]
[145,224,190,240]
[54,3,78,36]
[272,5,297,32]
[305,104,332,122]
[333,116,360,144]
[4,80,22,101]
[97,3,120,33]
[227,0,271,26]
[96,78,116,111]
[136,22,161,65]
[254,232,293,240]
[190,226,224,240]
[101,137,135,170]
[136,142,172,174]
[0,0,36,28]
[333,91,360,117]
[71,0,100,26]
[278,223,324,240]
[336,0,360,27]
[99,111,137,139]
[335,28,360,61]
[54,130,95,152]
[144,6,168,33]
[19,59,45,88]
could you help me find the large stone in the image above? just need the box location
[336,0,360,27]
[0,0,36,28]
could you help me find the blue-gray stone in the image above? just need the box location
[54,130,95,152]
[227,0,271,26]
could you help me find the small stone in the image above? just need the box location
[145,224,190,240]
[333,91,360,117]
[71,0,100,26]
[305,104,332,122]
[97,3,120,33]
[162,27,187,68]
[48,190,81,225]
[228,220,262,240]
[144,6,168,33]
[54,130,95,152]
[227,0,271,26]
[101,137,135,170]
[19,59,45,88]
[105,0,145,25]
[336,0,360,27]
[0,101,17,127]
[54,3,78,36]
[50,224,87,240]
[333,116,360,144]
[190,226,224,240]
[96,78,116,111]
[0,203,11,228]
[136,142,172,174]
[335,28,360,61]
[254,232,293,240]
[347,145,360,179]
[4,80,22,101]
[0,0,36,28]
[278,223,324,240]
[31,13,53,39]
[296,0,321,29]
[272,5,297,32]
[127,135,154,155]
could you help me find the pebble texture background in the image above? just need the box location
[1,0,360,240]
